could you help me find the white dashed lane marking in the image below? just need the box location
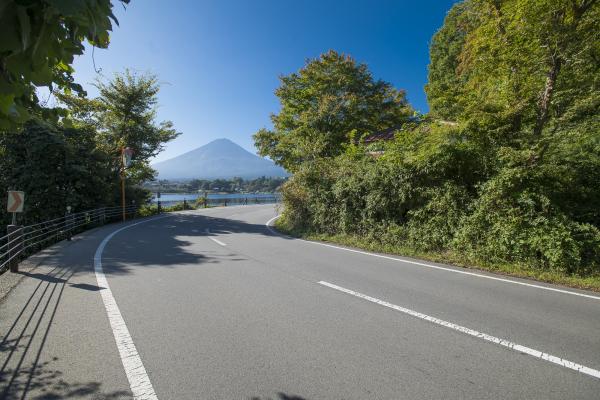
[319,281,600,380]
[205,228,227,246]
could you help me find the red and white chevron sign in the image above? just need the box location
[7,191,24,213]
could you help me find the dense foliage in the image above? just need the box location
[263,0,600,276]
[1,70,179,225]
[201,176,285,193]
[0,0,129,128]
[254,50,413,172]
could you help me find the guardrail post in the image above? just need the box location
[7,225,23,273]
[65,212,73,241]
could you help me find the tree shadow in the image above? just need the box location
[0,210,293,398]
[0,357,131,399]
[99,212,290,275]
[250,393,308,400]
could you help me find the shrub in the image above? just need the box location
[453,167,600,273]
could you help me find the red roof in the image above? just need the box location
[363,127,398,144]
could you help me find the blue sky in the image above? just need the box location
[71,0,459,162]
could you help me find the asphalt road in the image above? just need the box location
[1,204,599,399]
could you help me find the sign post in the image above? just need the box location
[7,191,24,224]
[121,147,134,221]
[6,191,24,273]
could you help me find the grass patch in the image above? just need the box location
[274,218,600,293]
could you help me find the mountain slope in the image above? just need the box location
[152,138,288,180]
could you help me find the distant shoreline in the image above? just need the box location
[151,192,281,204]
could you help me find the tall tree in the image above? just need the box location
[254,50,412,172]
[426,0,599,143]
[93,70,180,184]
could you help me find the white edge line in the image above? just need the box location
[94,216,170,400]
[205,228,226,246]
[265,215,600,301]
[318,281,600,380]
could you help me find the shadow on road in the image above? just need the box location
[17,272,105,291]
[0,259,129,399]
[100,212,290,275]
[250,394,308,400]
[250,393,308,400]
[0,210,287,399]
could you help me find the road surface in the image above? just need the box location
[1,205,599,399]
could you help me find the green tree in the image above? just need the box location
[426,0,599,143]
[254,50,412,172]
[0,120,112,224]
[0,0,130,128]
[275,1,600,276]
[93,70,180,186]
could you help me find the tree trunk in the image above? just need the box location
[533,55,562,137]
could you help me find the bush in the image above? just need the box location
[194,197,207,208]
[138,204,160,217]
[405,183,472,251]
[453,166,600,273]
[278,125,600,277]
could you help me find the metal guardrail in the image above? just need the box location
[0,205,138,275]
[0,197,282,275]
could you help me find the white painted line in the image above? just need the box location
[265,216,600,301]
[205,228,226,246]
[209,237,227,246]
[95,216,170,400]
[319,281,600,380]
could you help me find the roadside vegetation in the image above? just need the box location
[0,1,179,225]
[259,0,600,290]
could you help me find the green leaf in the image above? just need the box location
[46,0,88,16]
[0,93,15,114]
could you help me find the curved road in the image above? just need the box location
[1,205,599,399]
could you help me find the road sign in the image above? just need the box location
[7,191,24,213]
[122,147,134,168]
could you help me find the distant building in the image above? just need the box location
[362,126,401,157]
[362,126,399,145]
[362,115,422,145]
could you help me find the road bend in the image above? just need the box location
[1,204,599,399]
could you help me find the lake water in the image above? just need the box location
[152,192,281,206]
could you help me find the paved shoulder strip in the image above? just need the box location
[319,281,600,380]
[94,216,170,400]
[264,216,600,301]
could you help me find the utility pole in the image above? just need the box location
[121,147,134,221]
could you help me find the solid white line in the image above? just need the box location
[205,228,226,246]
[265,216,600,301]
[95,216,170,400]
[318,281,600,379]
